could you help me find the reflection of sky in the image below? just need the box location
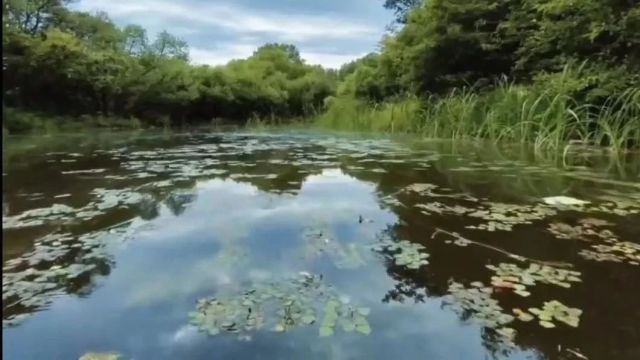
[3,169,539,360]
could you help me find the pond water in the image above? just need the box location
[3,131,640,360]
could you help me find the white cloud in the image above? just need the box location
[76,0,378,41]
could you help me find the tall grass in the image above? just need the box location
[312,83,640,152]
[314,96,424,133]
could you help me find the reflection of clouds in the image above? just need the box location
[167,324,201,346]
[124,168,392,308]
[125,253,233,307]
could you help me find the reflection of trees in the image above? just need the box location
[3,229,117,326]
[163,191,196,216]
[137,197,160,219]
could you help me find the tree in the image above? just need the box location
[383,0,422,24]
[149,30,189,61]
[50,8,123,49]
[5,0,69,34]
[502,0,640,75]
[122,24,148,56]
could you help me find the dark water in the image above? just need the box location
[3,131,640,360]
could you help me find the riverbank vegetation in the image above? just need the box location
[3,0,639,150]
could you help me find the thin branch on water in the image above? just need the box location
[431,228,573,268]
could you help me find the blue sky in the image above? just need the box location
[73,0,394,68]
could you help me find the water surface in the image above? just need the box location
[3,131,640,360]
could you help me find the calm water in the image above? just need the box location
[3,131,640,360]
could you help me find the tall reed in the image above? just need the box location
[312,84,639,153]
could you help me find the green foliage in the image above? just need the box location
[383,0,422,24]
[314,0,639,151]
[3,0,638,151]
[316,80,640,151]
[2,1,338,130]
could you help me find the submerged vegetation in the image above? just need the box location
[3,0,639,151]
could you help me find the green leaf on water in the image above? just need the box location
[539,320,555,328]
[342,321,356,332]
[357,307,371,316]
[355,322,371,335]
[301,315,316,324]
[319,326,334,337]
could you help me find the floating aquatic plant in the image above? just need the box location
[527,300,582,328]
[3,223,144,327]
[2,204,76,229]
[319,299,371,336]
[442,281,515,344]
[403,183,478,202]
[188,273,371,339]
[548,218,616,242]
[466,203,557,232]
[579,242,640,265]
[2,188,153,229]
[415,202,472,216]
[546,218,639,265]
[487,263,581,296]
[372,239,429,269]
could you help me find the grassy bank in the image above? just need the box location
[312,84,640,153]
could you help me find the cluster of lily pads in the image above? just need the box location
[372,239,429,269]
[579,242,640,265]
[413,199,560,232]
[443,278,584,346]
[188,273,371,338]
[442,281,516,345]
[546,217,639,266]
[487,263,582,297]
[402,183,479,202]
[3,222,144,327]
[547,218,616,242]
[592,194,640,216]
[3,204,77,229]
[466,202,557,232]
[319,299,371,336]
[2,188,153,230]
[415,202,471,216]
[523,301,582,328]
[406,187,638,238]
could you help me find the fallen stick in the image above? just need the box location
[432,228,573,268]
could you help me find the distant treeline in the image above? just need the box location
[2,0,337,127]
[3,0,639,143]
